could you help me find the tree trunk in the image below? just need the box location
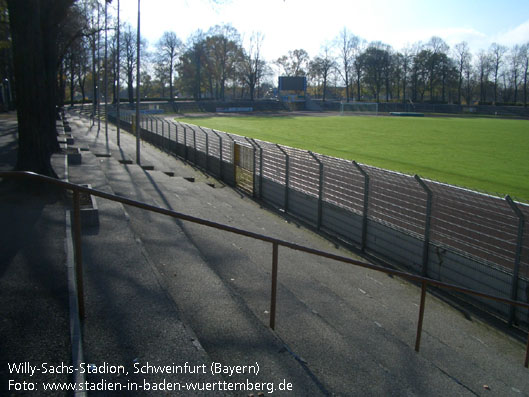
[7,0,72,177]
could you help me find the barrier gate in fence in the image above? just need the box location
[234,143,254,194]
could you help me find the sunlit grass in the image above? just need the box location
[178,115,529,201]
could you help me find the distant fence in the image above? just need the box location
[106,110,529,330]
[319,101,529,118]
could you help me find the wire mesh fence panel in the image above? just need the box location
[316,154,366,214]
[282,146,320,198]
[123,118,529,325]
[259,143,287,185]
[517,203,529,280]
[427,182,519,271]
[364,166,427,237]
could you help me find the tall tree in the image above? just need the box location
[241,32,264,101]
[122,23,146,103]
[335,28,358,102]
[156,31,182,101]
[400,46,413,104]
[476,50,491,103]
[454,42,471,104]
[0,0,13,112]
[489,43,507,104]
[275,49,309,77]
[508,44,523,104]
[308,45,335,101]
[359,42,388,103]
[206,25,241,100]
[7,0,75,176]
[523,43,529,107]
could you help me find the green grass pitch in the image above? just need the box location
[178,115,529,201]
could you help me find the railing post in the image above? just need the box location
[200,127,210,172]
[276,145,289,213]
[245,137,257,196]
[72,191,85,320]
[506,195,525,326]
[192,128,197,163]
[183,126,188,161]
[251,139,263,199]
[414,175,433,277]
[212,130,224,180]
[353,161,369,252]
[270,242,279,330]
[415,281,427,352]
[226,133,236,181]
[171,122,179,156]
[309,151,324,230]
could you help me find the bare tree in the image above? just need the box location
[335,28,359,102]
[454,42,471,104]
[489,43,507,104]
[400,45,414,104]
[275,49,309,77]
[156,31,182,101]
[523,43,529,107]
[122,23,146,103]
[241,32,264,101]
[205,24,242,100]
[476,50,491,103]
[508,44,523,103]
[308,45,335,101]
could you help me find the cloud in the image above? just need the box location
[494,19,529,47]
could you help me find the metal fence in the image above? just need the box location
[108,111,529,330]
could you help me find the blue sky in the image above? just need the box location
[115,0,529,60]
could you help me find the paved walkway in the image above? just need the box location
[1,111,529,396]
[0,113,72,393]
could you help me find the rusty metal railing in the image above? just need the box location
[2,170,529,368]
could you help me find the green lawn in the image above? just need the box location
[178,115,529,201]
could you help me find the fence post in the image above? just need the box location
[211,129,223,180]
[226,134,236,184]
[171,122,179,156]
[276,145,289,213]
[251,139,263,199]
[353,161,369,252]
[192,128,197,163]
[270,242,279,330]
[200,127,210,172]
[414,175,433,277]
[415,281,428,352]
[183,126,188,161]
[506,195,525,326]
[245,137,257,196]
[309,151,324,230]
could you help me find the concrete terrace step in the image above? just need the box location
[67,121,327,394]
[66,150,223,393]
[94,151,326,395]
[66,110,529,396]
[93,150,481,395]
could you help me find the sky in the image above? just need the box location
[114,0,529,62]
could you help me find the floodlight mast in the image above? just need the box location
[104,0,109,139]
[135,0,141,164]
[116,0,120,146]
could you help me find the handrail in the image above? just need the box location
[2,170,529,368]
